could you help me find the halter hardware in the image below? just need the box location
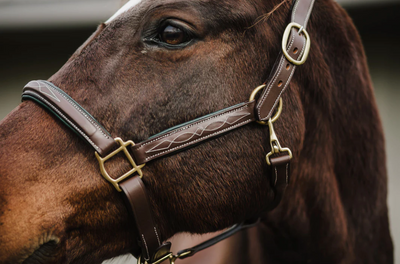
[137,250,192,264]
[95,137,145,192]
[266,118,293,166]
[250,85,293,166]
[282,22,311,66]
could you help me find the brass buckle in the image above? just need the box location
[95,137,145,192]
[282,22,311,66]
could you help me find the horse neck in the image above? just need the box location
[250,3,392,262]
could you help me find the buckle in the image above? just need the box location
[95,137,145,192]
[282,22,311,66]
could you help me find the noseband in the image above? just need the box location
[21,0,315,262]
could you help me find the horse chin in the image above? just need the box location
[21,234,60,264]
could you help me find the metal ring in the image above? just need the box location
[249,84,266,102]
[270,99,283,123]
[249,84,268,125]
[249,85,283,125]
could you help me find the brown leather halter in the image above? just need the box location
[21,0,315,263]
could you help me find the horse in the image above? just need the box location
[0,0,393,263]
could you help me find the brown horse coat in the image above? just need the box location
[0,0,393,263]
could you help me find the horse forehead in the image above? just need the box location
[105,0,241,24]
[105,0,201,23]
[105,0,144,24]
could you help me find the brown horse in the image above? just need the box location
[0,0,393,263]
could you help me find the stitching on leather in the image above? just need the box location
[256,56,285,119]
[265,64,296,119]
[145,118,253,161]
[50,87,110,139]
[256,34,296,119]
[264,36,304,119]
[292,0,300,22]
[154,227,161,245]
[257,27,305,120]
[141,234,150,261]
[288,31,296,51]
[286,163,289,183]
[25,92,101,152]
[35,81,61,102]
[264,30,306,118]
[304,0,315,29]
[274,167,278,186]
[134,104,251,150]
[145,113,251,153]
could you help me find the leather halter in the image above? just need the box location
[21,0,315,262]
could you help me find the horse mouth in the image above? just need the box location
[21,235,60,264]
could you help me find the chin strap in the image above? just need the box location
[21,0,314,262]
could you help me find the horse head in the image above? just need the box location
[0,0,392,263]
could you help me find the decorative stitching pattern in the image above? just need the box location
[35,81,60,102]
[24,91,101,152]
[145,118,253,161]
[145,113,251,153]
[134,104,250,150]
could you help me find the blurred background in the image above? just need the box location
[0,0,399,263]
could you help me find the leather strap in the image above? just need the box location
[256,0,315,121]
[22,80,117,156]
[120,177,161,261]
[177,219,259,259]
[267,155,291,210]
[132,101,256,164]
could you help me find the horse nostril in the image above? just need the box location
[22,240,59,264]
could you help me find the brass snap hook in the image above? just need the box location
[248,85,292,165]
[265,117,293,165]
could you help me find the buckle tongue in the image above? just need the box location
[95,137,145,192]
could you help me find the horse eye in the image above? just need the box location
[160,25,189,45]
